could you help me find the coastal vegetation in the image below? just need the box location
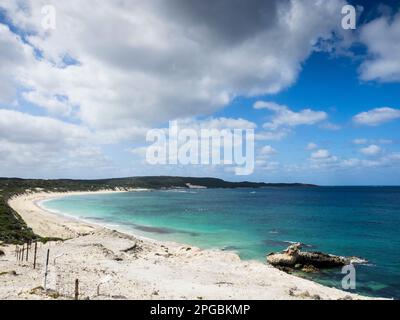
[0,176,316,244]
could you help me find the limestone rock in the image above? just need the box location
[266,243,366,272]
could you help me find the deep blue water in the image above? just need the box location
[42,187,400,299]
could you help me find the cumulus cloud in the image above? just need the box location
[378,139,393,144]
[310,149,331,159]
[129,116,257,154]
[255,130,290,141]
[255,159,280,171]
[0,109,90,145]
[360,144,381,156]
[0,109,113,176]
[319,122,341,131]
[277,145,400,173]
[353,138,392,145]
[3,0,400,180]
[388,152,400,161]
[307,150,400,171]
[163,117,257,133]
[306,142,318,150]
[359,11,400,82]
[22,90,73,116]
[254,101,327,130]
[353,138,368,145]
[309,149,339,169]
[0,23,34,103]
[353,107,400,126]
[260,145,277,156]
[340,153,400,169]
[0,0,346,129]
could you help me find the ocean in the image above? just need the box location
[42,187,400,299]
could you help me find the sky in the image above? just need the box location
[0,0,400,185]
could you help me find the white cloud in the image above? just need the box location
[0,0,346,130]
[195,117,256,130]
[22,90,73,116]
[359,12,400,82]
[309,149,340,169]
[311,149,331,159]
[388,152,400,161]
[0,109,114,176]
[309,149,339,169]
[255,159,280,171]
[378,139,393,144]
[353,138,393,145]
[253,101,279,110]
[0,109,90,145]
[353,107,400,126]
[353,138,368,145]
[341,158,361,168]
[360,144,381,156]
[340,153,400,169]
[320,122,341,130]
[167,117,257,133]
[260,145,277,156]
[254,101,327,130]
[4,0,400,180]
[0,24,35,103]
[255,130,290,141]
[128,116,257,157]
[304,143,400,171]
[306,142,318,150]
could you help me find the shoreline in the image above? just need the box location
[34,191,195,249]
[0,191,377,300]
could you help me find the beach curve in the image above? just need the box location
[0,191,378,300]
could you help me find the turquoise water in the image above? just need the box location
[42,187,400,299]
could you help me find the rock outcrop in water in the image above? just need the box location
[267,243,365,272]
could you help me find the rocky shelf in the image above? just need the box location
[266,243,367,273]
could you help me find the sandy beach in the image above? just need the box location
[0,191,373,300]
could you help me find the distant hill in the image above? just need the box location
[0,176,316,244]
[0,176,316,192]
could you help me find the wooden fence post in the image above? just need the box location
[74,279,79,300]
[33,242,38,269]
[21,245,24,262]
[44,249,50,291]
[26,243,29,261]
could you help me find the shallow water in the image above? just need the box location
[43,187,400,299]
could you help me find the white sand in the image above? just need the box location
[0,191,375,300]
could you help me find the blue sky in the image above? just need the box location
[0,0,400,185]
[217,51,400,184]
